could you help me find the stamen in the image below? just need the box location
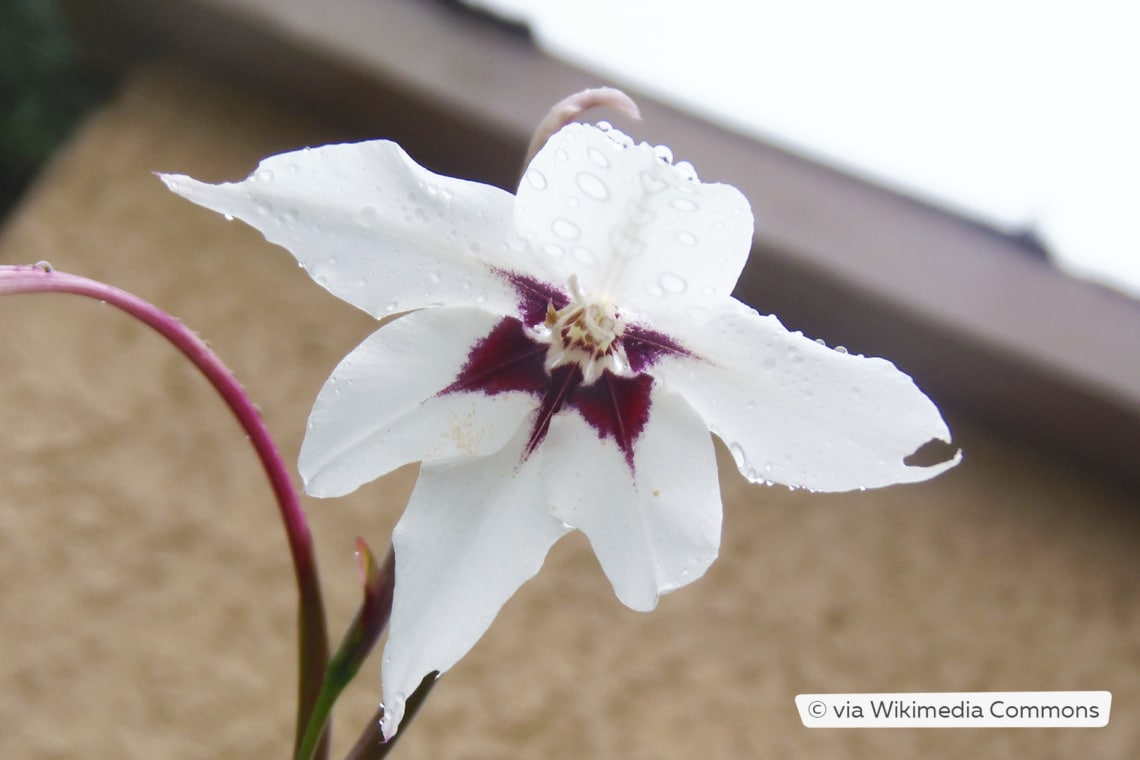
[531,276,630,385]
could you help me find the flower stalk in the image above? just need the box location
[0,263,330,760]
[295,540,394,760]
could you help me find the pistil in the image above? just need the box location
[528,275,631,385]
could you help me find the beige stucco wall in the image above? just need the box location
[0,65,1135,759]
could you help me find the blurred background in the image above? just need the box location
[1,1,1137,758]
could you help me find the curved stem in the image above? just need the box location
[0,264,330,760]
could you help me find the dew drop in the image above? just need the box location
[555,148,569,162]
[702,286,716,296]
[676,231,698,246]
[543,243,565,258]
[587,147,610,168]
[551,217,581,240]
[223,213,235,221]
[836,345,848,354]
[674,160,699,182]
[525,169,547,190]
[428,271,441,284]
[596,121,612,132]
[257,169,275,182]
[644,282,665,297]
[653,144,674,163]
[576,172,610,200]
[385,302,398,313]
[670,197,698,212]
[729,442,748,470]
[658,272,687,293]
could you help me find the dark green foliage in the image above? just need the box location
[0,0,111,216]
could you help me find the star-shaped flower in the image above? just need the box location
[162,120,958,737]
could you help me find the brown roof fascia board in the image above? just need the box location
[61,0,1140,484]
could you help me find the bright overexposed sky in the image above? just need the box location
[467,0,1140,300]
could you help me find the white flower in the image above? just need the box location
[162,122,959,737]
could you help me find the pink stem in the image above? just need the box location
[0,264,330,759]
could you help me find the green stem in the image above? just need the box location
[295,544,395,760]
[0,264,330,760]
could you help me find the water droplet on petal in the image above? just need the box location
[659,273,687,293]
[729,442,748,470]
[587,147,610,168]
[674,161,699,182]
[555,148,569,162]
[525,169,547,190]
[836,345,848,354]
[677,231,698,246]
[543,243,565,258]
[428,271,442,284]
[552,217,581,240]
[257,169,275,182]
[597,121,612,132]
[385,301,397,313]
[645,282,665,297]
[653,144,674,163]
[576,172,610,200]
[670,197,698,212]
[223,213,235,221]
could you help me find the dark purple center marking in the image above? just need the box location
[441,273,690,472]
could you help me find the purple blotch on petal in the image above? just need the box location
[622,324,691,373]
[441,318,547,396]
[570,373,654,470]
[495,268,569,324]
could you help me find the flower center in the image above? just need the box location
[527,275,630,385]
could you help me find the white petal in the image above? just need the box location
[300,307,534,497]
[546,384,722,611]
[160,141,524,317]
[515,123,754,320]
[655,300,961,492]
[380,424,572,739]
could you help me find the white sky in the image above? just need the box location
[468,0,1140,300]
